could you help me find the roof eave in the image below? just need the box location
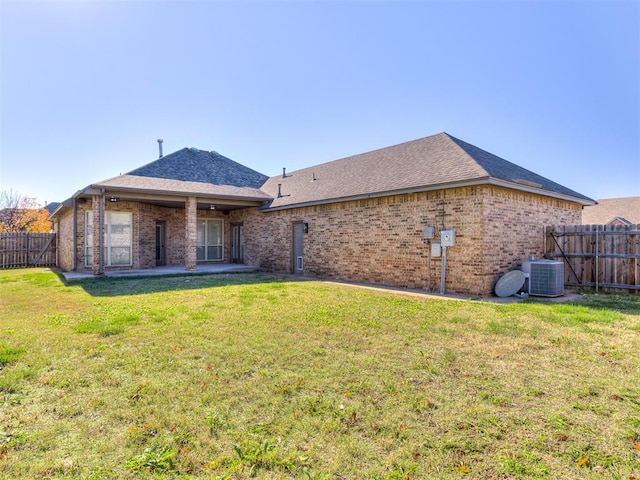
[259,178,491,211]
[259,177,595,212]
[87,184,272,203]
[488,178,595,206]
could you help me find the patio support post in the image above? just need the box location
[185,196,197,271]
[91,194,104,275]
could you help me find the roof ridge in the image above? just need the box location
[440,132,491,178]
[277,132,456,176]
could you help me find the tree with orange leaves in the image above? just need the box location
[0,189,52,233]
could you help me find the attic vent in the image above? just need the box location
[514,179,543,189]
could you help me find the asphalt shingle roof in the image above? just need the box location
[260,132,593,210]
[127,148,269,189]
[94,175,271,200]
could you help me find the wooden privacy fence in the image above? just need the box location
[0,233,56,269]
[544,224,640,291]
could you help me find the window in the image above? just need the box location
[196,218,223,261]
[85,212,132,267]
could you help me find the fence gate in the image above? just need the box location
[0,233,56,269]
[545,224,640,291]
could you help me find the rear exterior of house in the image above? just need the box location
[231,185,582,295]
[51,133,592,295]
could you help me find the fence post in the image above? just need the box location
[595,227,599,292]
[26,233,30,266]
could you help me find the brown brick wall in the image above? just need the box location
[55,199,232,272]
[234,185,582,295]
[53,209,75,271]
[54,186,581,295]
[478,186,581,293]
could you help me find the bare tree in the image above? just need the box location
[0,189,51,232]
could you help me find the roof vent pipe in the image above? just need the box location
[282,167,286,178]
[157,139,164,158]
[277,184,282,198]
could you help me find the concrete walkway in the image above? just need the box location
[57,265,582,304]
[315,278,583,304]
[60,264,261,281]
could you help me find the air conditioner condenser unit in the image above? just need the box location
[522,260,564,297]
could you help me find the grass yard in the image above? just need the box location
[0,269,639,479]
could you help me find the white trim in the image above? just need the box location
[196,218,224,261]
[85,211,133,267]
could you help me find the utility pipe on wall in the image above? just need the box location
[440,245,447,294]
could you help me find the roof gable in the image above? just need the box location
[260,132,593,210]
[127,148,269,189]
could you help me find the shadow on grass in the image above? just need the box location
[568,291,640,315]
[70,270,640,318]
[69,271,309,297]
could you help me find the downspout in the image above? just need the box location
[72,198,78,270]
[98,189,105,275]
[440,245,447,294]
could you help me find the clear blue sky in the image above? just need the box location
[1,0,638,206]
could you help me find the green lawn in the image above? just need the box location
[0,269,639,479]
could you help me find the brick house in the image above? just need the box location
[50,132,594,295]
[582,197,640,226]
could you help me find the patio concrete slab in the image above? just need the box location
[59,264,261,282]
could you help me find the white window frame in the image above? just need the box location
[196,218,224,261]
[85,211,133,267]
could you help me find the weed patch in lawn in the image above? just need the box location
[0,343,25,366]
[124,445,177,473]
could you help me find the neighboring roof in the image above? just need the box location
[582,197,640,225]
[260,132,594,210]
[127,148,269,189]
[608,217,632,226]
[44,202,60,214]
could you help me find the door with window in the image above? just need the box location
[196,219,223,261]
[231,223,244,264]
[292,222,304,274]
[155,221,165,266]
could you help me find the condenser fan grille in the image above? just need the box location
[524,260,564,297]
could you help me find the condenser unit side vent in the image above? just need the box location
[523,260,564,297]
